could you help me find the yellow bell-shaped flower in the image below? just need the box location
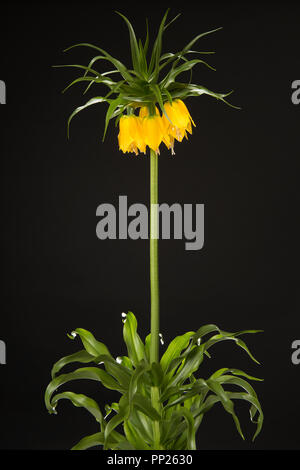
[162,99,195,145]
[139,106,165,154]
[118,100,196,156]
[118,114,146,155]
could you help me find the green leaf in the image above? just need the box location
[71,432,105,450]
[172,83,241,109]
[216,372,264,439]
[160,331,195,373]
[69,328,112,357]
[122,312,145,366]
[103,95,124,141]
[51,350,94,378]
[150,84,171,122]
[192,324,221,344]
[117,355,134,370]
[116,11,141,76]
[164,379,207,409]
[226,392,264,441]
[53,63,102,76]
[160,414,183,447]
[145,333,151,362]
[175,408,196,450]
[64,43,135,83]
[67,97,110,139]
[104,399,129,448]
[143,18,150,57]
[132,393,161,421]
[150,362,164,387]
[203,330,262,364]
[123,420,151,450]
[210,367,263,382]
[51,391,105,428]
[128,360,150,405]
[148,9,170,80]
[71,430,132,450]
[45,366,124,413]
[181,27,223,57]
[128,409,153,444]
[162,59,215,88]
[168,345,205,388]
[206,379,245,440]
[62,75,115,94]
[104,402,119,418]
[93,354,132,389]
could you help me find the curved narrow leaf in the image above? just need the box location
[67,97,110,138]
[176,408,196,450]
[128,360,149,404]
[226,392,264,441]
[162,59,215,88]
[71,431,105,450]
[104,402,129,448]
[69,328,112,357]
[45,366,124,413]
[203,332,262,364]
[122,312,145,366]
[93,353,131,389]
[124,420,151,450]
[128,409,153,443]
[160,331,195,373]
[132,393,161,421]
[148,9,170,79]
[211,368,263,382]
[192,324,221,344]
[71,430,132,450]
[116,11,141,75]
[51,350,94,379]
[169,345,205,388]
[180,28,223,58]
[51,391,105,428]
[62,75,116,94]
[206,379,245,440]
[64,42,135,83]
[103,95,124,141]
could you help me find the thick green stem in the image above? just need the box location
[149,149,161,449]
[150,149,160,364]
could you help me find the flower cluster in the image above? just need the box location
[61,10,237,154]
[118,99,195,156]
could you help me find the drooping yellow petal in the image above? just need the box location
[138,106,164,153]
[118,100,195,156]
[162,99,196,146]
[118,115,146,155]
[118,115,135,153]
[141,115,164,153]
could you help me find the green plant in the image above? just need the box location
[44,9,263,450]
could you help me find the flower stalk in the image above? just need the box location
[149,148,161,448]
[150,148,160,365]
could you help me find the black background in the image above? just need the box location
[0,1,299,451]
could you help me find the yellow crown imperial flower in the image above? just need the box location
[118,101,196,156]
[61,9,239,156]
